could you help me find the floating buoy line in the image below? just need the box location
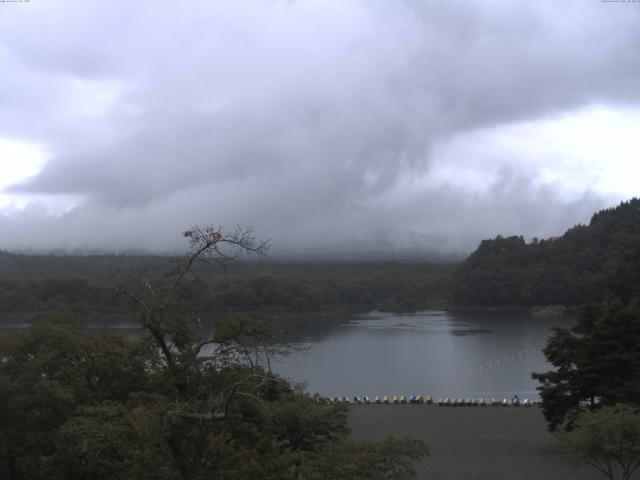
[320,395,535,407]
[456,346,542,378]
[317,345,545,407]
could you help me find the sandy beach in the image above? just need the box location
[348,404,602,480]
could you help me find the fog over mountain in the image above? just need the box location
[0,1,638,256]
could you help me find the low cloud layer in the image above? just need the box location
[1,1,638,255]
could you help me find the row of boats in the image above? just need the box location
[326,395,534,407]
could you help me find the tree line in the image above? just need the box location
[452,198,640,306]
[0,260,453,321]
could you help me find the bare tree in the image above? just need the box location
[107,225,310,426]
[111,225,269,369]
[212,314,306,373]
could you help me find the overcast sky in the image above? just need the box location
[0,0,639,256]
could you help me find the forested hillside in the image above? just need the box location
[3,199,638,314]
[0,255,453,321]
[452,198,640,306]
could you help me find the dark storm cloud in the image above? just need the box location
[0,1,638,253]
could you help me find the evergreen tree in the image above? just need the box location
[533,250,640,431]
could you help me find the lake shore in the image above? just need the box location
[348,404,600,480]
[448,304,580,316]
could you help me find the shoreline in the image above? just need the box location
[348,404,600,480]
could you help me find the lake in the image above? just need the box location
[272,310,575,400]
[0,309,574,400]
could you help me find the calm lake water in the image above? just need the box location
[0,309,574,400]
[272,310,575,400]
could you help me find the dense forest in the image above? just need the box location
[2,198,639,319]
[0,228,427,479]
[0,253,453,322]
[452,198,640,307]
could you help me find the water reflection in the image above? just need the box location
[0,309,574,400]
[273,310,575,400]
